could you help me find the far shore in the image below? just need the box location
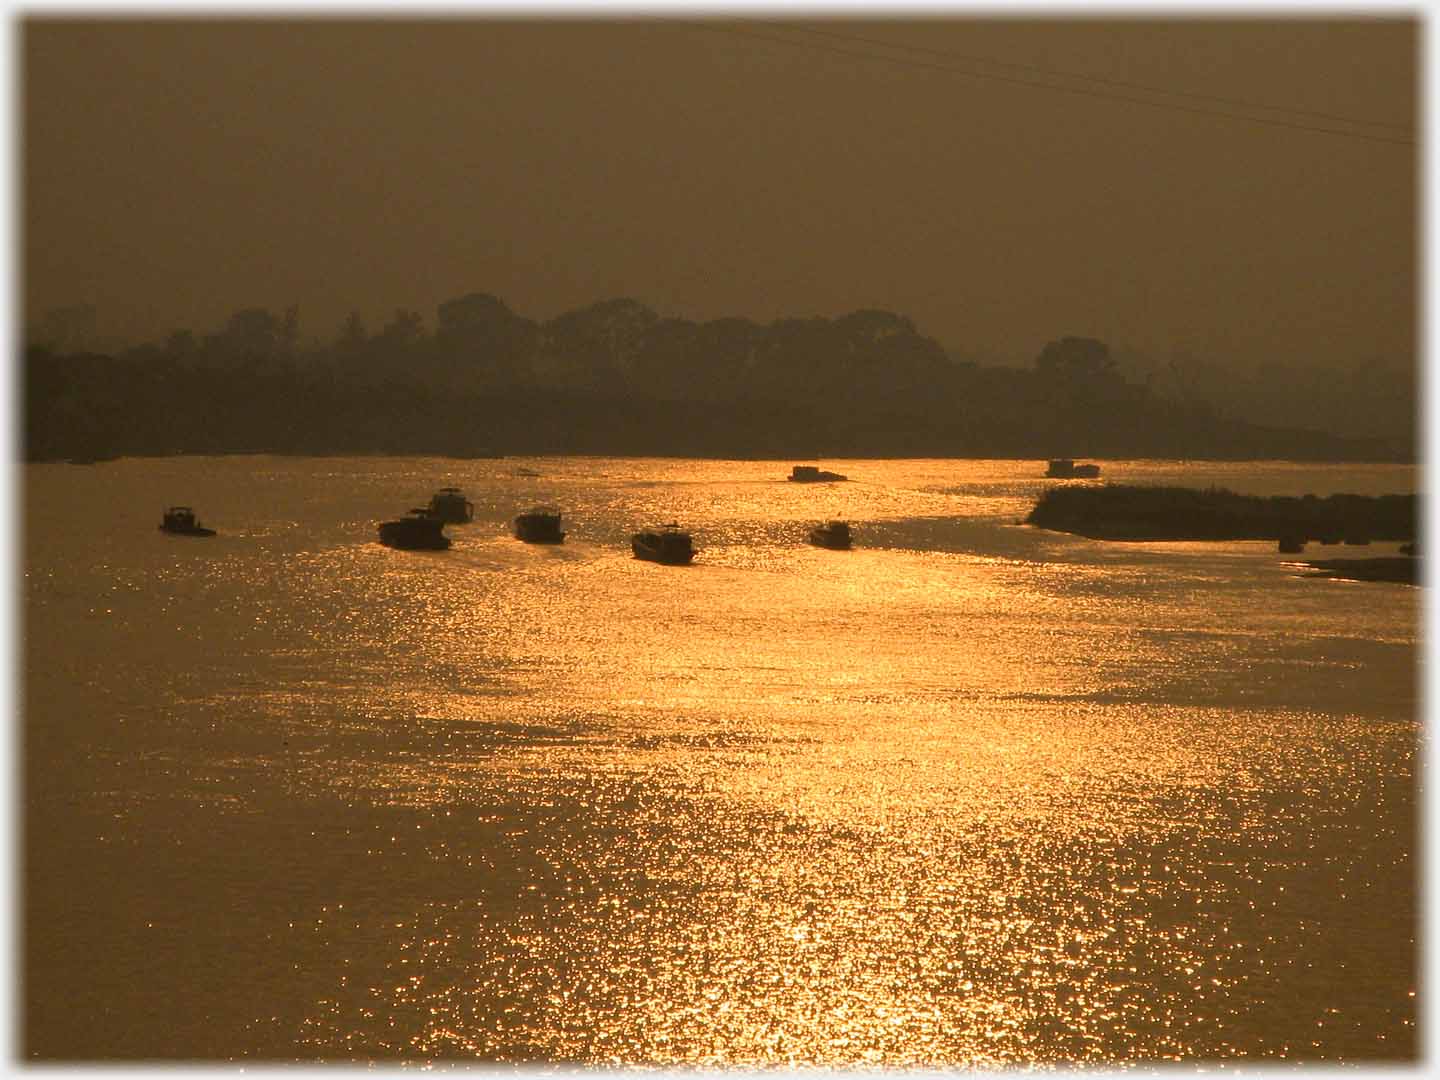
[32,450,1419,466]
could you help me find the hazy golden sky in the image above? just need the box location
[23,17,1415,370]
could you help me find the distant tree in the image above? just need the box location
[836,309,947,374]
[164,329,196,358]
[338,311,368,352]
[692,316,762,400]
[437,292,513,336]
[751,316,838,399]
[30,304,98,351]
[1036,336,1114,377]
[376,308,424,349]
[221,308,282,358]
[435,291,538,389]
[835,309,916,348]
[539,298,658,389]
[556,298,657,375]
[280,305,300,354]
[697,316,762,369]
[632,316,700,399]
[1163,347,1215,406]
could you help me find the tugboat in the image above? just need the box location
[513,506,566,544]
[1045,459,1101,479]
[632,523,695,565]
[789,464,848,483]
[427,486,474,524]
[808,520,852,550]
[159,506,216,537]
[378,508,451,550]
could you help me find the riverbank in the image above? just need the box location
[1300,557,1420,585]
[1025,484,1416,543]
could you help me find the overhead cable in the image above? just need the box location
[652,18,1415,149]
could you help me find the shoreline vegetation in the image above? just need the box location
[25,294,1407,464]
[1025,484,1416,543]
[1025,484,1421,584]
[1301,558,1420,585]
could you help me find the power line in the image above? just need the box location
[761,19,1414,135]
[652,18,1415,149]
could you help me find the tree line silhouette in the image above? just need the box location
[24,293,1402,462]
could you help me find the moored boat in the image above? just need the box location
[809,520,852,549]
[789,465,848,483]
[514,506,566,543]
[159,506,216,537]
[427,486,474,524]
[378,508,451,550]
[1045,459,1101,479]
[632,523,695,564]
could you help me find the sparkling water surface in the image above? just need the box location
[23,456,1419,1063]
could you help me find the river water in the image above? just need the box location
[22,456,1420,1063]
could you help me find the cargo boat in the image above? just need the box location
[808,520,852,550]
[427,487,474,524]
[159,506,216,537]
[514,507,566,544]
[632,524,694,564]
[379,509,451,550]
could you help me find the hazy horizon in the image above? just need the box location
[23,17,1416,379]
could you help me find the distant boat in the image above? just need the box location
[378,509,451,550]
[789,465,848,483]
[514,506,566,544]
[808,520,852,550]
[1045,459,1101,479]
[632,523,695,565]
[159,506,215,537]
[427,487,474,524]
[1278,534,1306,554]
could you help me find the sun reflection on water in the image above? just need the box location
[25,457,1418,1062]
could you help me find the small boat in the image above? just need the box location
[427,487,474,524]
[789,465,848,483]
[1045,459,1101,479]
[159,506,216,536]
[809,520,852,550]
[514,506,566,544]
[378,508,451,550]
[1278,534,1306,554]
[632,523,695,565]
